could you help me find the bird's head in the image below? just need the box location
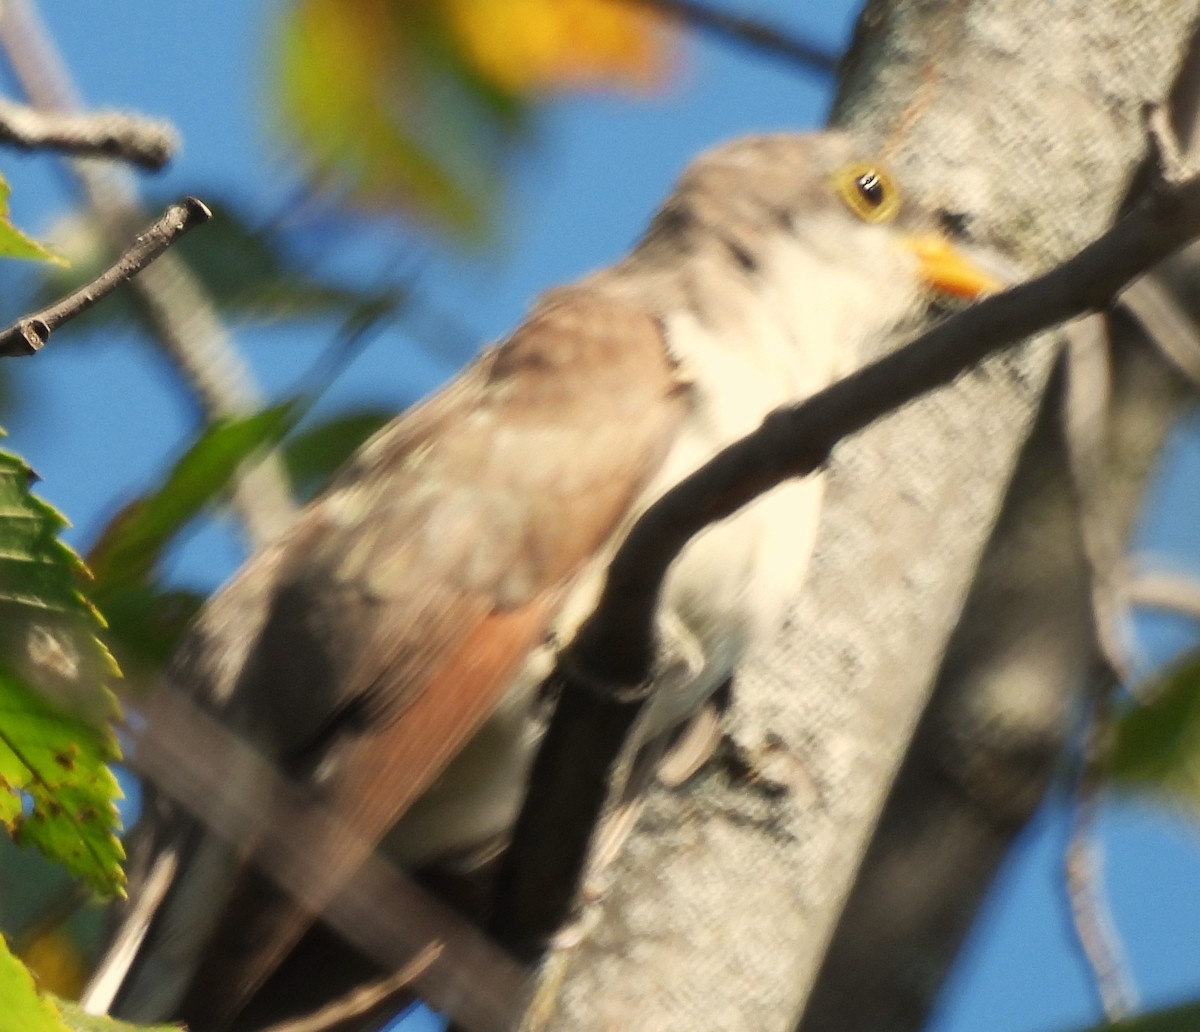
[624,131,1001,362]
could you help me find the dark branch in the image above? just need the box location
[0,196,211,357]
[0,97,177,169]
[490,148,1200,960]
[629,0,839,76]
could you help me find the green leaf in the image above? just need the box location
[51,996,181,1032]
[1066,1000,1200,1032]
[283,409,391,500]
[1110,654,1200,808]
[3,936,174,1032]
[0,934,70,1032]
[87,404,296,593]
[91,584,203,673]
[0,176,64,266]
[0,669,125,898]
[1,834,104,999]
[0,439,123,897]
[270,0,526,237]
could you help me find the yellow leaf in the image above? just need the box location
[271,0,507,234]
[269,0,674,235]
[18,928,86,1000]
[0,176,65,265]
[446,0,673,94]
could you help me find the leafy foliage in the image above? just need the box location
[87,406,295,593]
[0,176,64,266]
[1109,654,1200,809]
[1,827,105,1000]
[282,408,392,500]
[0,933,70,1032]
[273,0,519,235]
[270,0,670,235]
[85,406,296,672]
[0,442,123,898]
[446,0,671,94]
[85,585,203,675]
[2,931,180,1032]
[51,997,180,1032]
[16,921,88,1001]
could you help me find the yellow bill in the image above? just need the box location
[906,234,1003,299]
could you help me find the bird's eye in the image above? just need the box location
[833,162,900,224]
[857,172,885,205]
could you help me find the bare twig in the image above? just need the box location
[1147,103,1192,185]
[628,0,839,76]
[1064,669,1138,1021]
[1062,315,1134,684]
[0,197,211,357]
[0,97,176,169]
[1125,565,1200,621]
[125,687,525,1032]
[0,0,296,546]
[491,149,1200,959]
[1118,274,1200,388]
[260,942,443,1032]
[1122,104,1200,388]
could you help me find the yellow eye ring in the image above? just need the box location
[833,162,901,224]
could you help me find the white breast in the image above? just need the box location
[634,239,842,735]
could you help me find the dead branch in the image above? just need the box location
[628,0,839,75]
[0,197,210,357]
[0,97,177,169]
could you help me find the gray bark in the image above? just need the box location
[798,316,1194,1032]
[518,2,1200,1030]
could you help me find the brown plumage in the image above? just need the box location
[105,290,685,1029]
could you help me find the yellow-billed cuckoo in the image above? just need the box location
[82,132,997,1030]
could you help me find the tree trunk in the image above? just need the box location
[517,2,1200,1030]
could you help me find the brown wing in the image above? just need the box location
[248,285,684,783]
[144,287,686,1024]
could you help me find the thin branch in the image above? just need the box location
[628,0,839,76]
[1125,566,1200,621]
[260,942,443,1032]
[0,0,296,546]
[0,197,211,357]
[0,97,177,169]
[1062,314,1134,685]
[1064,669,1138,1021]
[1147,103,1193,185]
[1118,274,1200,389]
[491,141,1200,959]
[1121,94,1200,388]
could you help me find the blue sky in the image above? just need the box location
[3,3,1199,1031]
